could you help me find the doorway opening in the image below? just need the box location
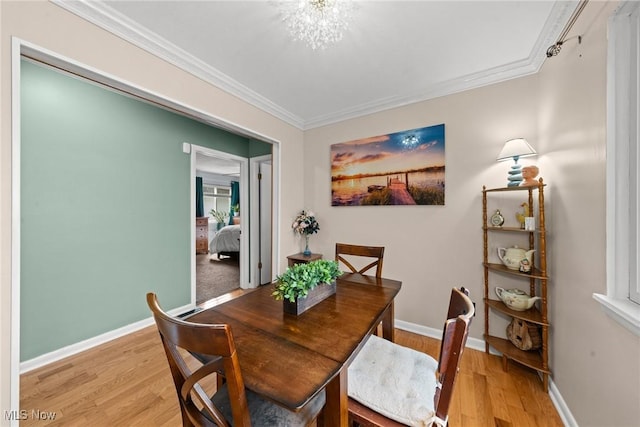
[194,150,244,304]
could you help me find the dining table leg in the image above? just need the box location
[381,301,395,342]
[322,367,348,426]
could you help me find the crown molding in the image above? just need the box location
[303,1,578,129]
[305,56,541,129]
[52,0,577,131]
[51,0,305,129]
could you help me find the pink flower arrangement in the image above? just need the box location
[292,210,320,236]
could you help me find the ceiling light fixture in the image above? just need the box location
[278,0,355,50]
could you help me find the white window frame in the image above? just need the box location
[594,0,640,337]
[203,184,232,216]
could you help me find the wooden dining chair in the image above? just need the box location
[336,243,386,336]
[335,243,385,278]
[147,293,325,427]
[347,287,475,427]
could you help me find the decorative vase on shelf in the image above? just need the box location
[303,235,311,256]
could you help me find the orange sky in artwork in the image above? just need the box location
[331,124,445,178]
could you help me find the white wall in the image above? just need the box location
[304,1,639,425]
[538,1,640,425]
[305,74,539,337]
[0,1,303,421]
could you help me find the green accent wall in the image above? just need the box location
[250,139,273,157]
[19,59,269,361]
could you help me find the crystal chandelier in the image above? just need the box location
[279,0,355,50]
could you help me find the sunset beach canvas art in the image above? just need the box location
[331,124,445,206]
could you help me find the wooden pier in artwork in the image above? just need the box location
[388,178,416,205]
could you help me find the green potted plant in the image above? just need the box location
[272,259,342,315]
[209,209,229,230]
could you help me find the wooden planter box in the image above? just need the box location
[283,281,337,315]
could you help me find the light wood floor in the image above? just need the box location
[20,324,563,426]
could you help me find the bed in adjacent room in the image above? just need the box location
[209,224,241,259]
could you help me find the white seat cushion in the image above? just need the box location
[348,335,439,427]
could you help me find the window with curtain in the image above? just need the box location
[203,184,231,218]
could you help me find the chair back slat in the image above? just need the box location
[446,287,473,319]
[434,287,474,422]
[147,293,251,427]
[335,243,385,277]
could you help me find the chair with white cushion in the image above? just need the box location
[348,287,474,427]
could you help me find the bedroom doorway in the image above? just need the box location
[192,145,249,304]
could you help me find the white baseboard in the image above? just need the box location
[395,319,574,427]
[549,378,578,427]
[395,319,488,353]
[19,303,193,374]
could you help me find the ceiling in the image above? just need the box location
[57,1,578,130]
[196,153,240,176]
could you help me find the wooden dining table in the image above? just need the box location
[188,272,402,427]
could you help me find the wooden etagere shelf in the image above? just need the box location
[484,262,547,280]
[484,299,548,326]
[482,179,550,390]
[484,225,544,234]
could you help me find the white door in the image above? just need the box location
[259,162,273,284]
